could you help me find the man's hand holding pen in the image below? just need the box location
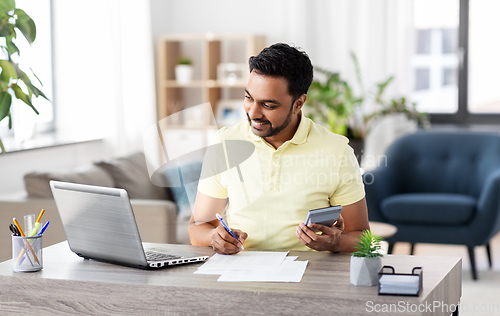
[211,225,247,255]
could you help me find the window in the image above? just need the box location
[415,68,430,91]
[410,0,500,124]
[411,0,459,114]
[0,0,53,141]
[468,0,500,114]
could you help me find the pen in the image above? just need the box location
[13,218,40,264]
[215,213,244,250]
[9,224,20,236]
[16,221,49,266]
[11,223,34,267]
[17,221,49,265]
[37,221,50,236]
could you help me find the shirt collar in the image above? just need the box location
[246,113,310,145]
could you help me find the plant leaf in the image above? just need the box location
[10,62,48,100]
[0,79,8,91]
[0,91,12,122]
[11,83,39,114]
[351,229,384,257]
[5,36,19,56]
[14,8,36,44]
[0,136,5,153]
[374,76,393,103]
[0,21,16,38]
[0,0,15,13]
[9,59,25,79]
[0,59,18,80]
[30,67,43,86]
[24,81,49,100]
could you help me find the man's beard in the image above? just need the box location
[247,103,294,138]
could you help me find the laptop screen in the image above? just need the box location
[50,181,149,268]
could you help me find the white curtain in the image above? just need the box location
[283,0,417,169]
[52,0,157,157]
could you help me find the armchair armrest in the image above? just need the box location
[363,167,399,222]
[475,169,500,242]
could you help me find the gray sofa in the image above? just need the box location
[0,152,191,262]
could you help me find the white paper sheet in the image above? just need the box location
[195,251,288,273]
[193,256,299,275]
[217,260,309,282]
[284,256,298,261]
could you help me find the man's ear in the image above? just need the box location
[293,94,307,114]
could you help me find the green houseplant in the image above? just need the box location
[175,56,193,84]
[305,53,429,161]
[0,0,48,153]
[177,56,192,66]
[350,230,383,286]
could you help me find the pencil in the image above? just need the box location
[35,209,45,223]
[13,218,40,264]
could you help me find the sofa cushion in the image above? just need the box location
[24,165,115,198]
[381,193,477,226]
[95,152,170,200]
[163,161,203,220]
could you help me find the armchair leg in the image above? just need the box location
[410,243,415,255]
[388,242,394,254]
[467,246,478,280]
[486,244,492,268]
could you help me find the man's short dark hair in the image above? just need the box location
[249,43,314,101]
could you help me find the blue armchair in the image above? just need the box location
[364,132,500,280]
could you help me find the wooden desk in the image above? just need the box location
[0,242,461,316]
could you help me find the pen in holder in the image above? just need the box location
[12,235,43,272]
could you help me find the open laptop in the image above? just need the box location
[50,180,209,269]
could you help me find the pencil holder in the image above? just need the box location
[12,235,43,272]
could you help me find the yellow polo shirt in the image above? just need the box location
[197,115,365,250]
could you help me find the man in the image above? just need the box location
[188,43,370,254]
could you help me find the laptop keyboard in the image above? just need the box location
[145,251,183,262]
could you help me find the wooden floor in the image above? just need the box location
[392,231,500,272]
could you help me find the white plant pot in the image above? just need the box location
[350,256,382,286]
[175,65,193,84]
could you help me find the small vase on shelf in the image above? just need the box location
[175,57,193,84]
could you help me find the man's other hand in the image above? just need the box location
[295,214,345,252]
[211,225,248,255]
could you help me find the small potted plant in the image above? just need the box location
[175,56,193,84]
[350,230,383,286]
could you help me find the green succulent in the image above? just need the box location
[352,230,384,258]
